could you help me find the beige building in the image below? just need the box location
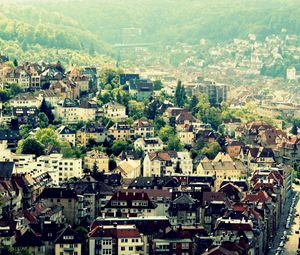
[77,123,108,146]
[103,102,127,121]
[10,93,41,108]
[57,126,76,146]
[197,152,248,189]
[84,150,109,172]
[116,159,141,179]
[54,99,97,124]
[143,151,193,177]
[108,122,134,140]
[54,226,82,255]
[134,137,164,153]
[88,225,144,255]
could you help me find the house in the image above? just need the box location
[103,190,157,217]
[116,158,141,179]
[13,228,45,255]
[84,150,109,172]
[54,225,83,255]
[68,175,114,223]
[37,154,82,185]
[103,102,127,121]
[178,124,195,146]
[54,98,97,124]
[12,106,38,126]
[38,188,86,225]
[37,90,63,107]
[49,78,79,100]
[197,153,248,189]
[175,111,197,131]
[243,147,276,171]
[226,140,244,159]
[132,118,155,138]
[134,137,164,153]
[88,224,144,255]
[0,130,21,151]
[57,126,76,146]
[10,93,41,108]
[129,79,154,101]
[168,193,200,226]
[77,123,108,146]
[152,236,193,255]
[143,151,193,177]
[109,122,134,140]
[120,73,139,85]
[128,176,181,190]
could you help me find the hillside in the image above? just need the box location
[27,0,300,44]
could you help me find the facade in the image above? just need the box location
[84,150,109,172]
[134,137,164,153]
[103,102,127,121]
[197,153,248,189]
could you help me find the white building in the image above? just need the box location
[134,137,164,153]
[143,151,193,177]
[286,66,297,80]
[103,102,127,121]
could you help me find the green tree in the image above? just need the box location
[13,59,18,67]
[158,125,174,143]
[154,116,166,133]
[40,98,54,123]
[35,128,60,148]
[111,140,130,156]
[291,124,298,135]
[201,142,222,159]
[17,138,45,156]
[19,124,30,138]
[189,95,199,115]
[167,136,183,151]
[37,112,49,128]
[153,80,163,90]
[128,100,145,119]
[174,80,187,107]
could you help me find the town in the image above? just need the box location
[0,29,300,255]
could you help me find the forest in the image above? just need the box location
[1,0,300,63]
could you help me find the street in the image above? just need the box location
[268,184,300,255]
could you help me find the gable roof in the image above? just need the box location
[54,225,82,244]
[14,228,44,247]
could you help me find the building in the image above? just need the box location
[103,190,157,217]
[38,188,86,225]
[132,119,155,138]
[84,150,109,172]
[103,102,127,121]
[109,122,134,140]
[77,123,108,146]
[197,153,248,189]
[193,80,229,105]
[57,126,76,146]
[54,225,83,255]
[143,151,193,177]
[134,137,164,153]
[89,224,143,255]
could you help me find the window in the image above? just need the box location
[121,247,125,251]
[182,243,189,249]
[60,244,63,248]
[129,246,133,251]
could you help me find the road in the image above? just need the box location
[284,184,300,254]
[268,184,300,255]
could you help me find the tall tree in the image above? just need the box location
[291,124,298,135]
[40,98,54,124]
[174,80,187,107]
